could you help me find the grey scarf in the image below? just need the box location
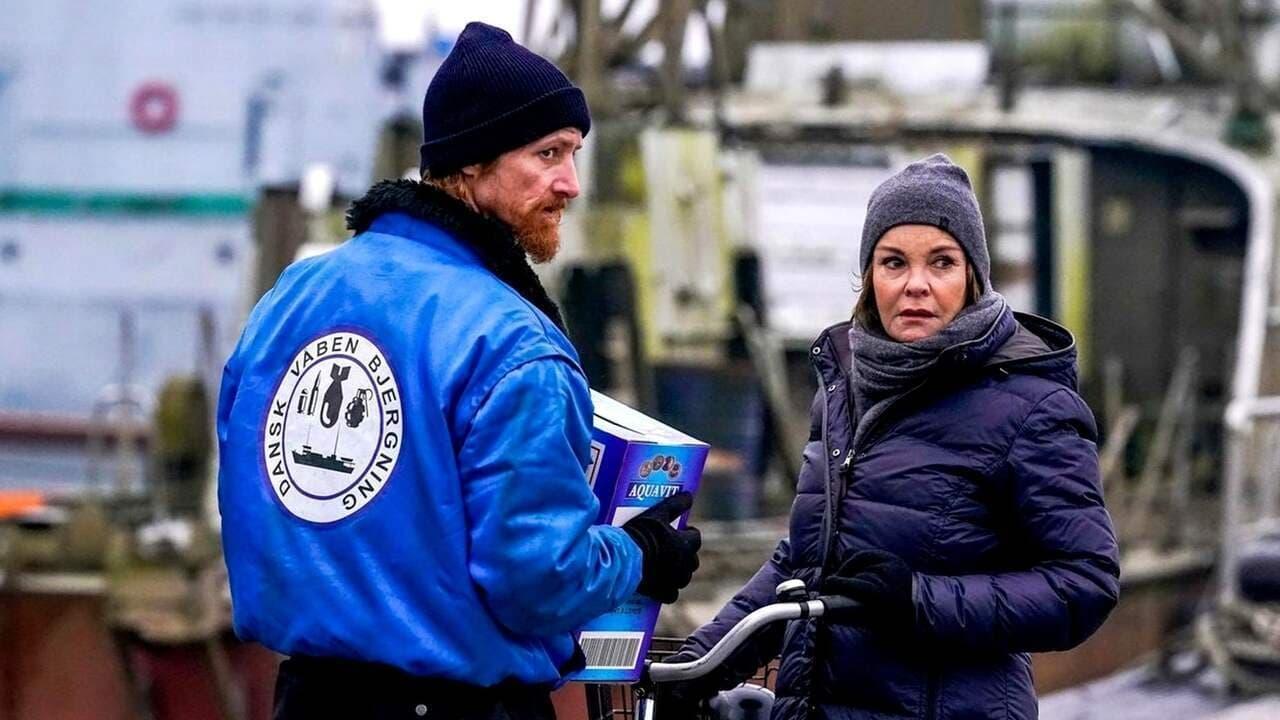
[848,291,1013,448]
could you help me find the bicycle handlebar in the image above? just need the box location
[646,595,856,684]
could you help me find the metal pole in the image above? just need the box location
[1220,411,1250,604]
[1214,124,1277,604]
[117,309,136,495]
[997,1,1019,112]
[1261,423,1280,523]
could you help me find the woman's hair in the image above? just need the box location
[852,260,984,331]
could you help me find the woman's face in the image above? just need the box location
[870,224,969,342]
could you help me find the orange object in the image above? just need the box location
[0,491,46,519]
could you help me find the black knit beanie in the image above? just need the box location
[860,154,990,288]
[419,22,591,177]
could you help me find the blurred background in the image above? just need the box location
[5,0,1280,718]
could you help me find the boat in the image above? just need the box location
[290,445,355,474]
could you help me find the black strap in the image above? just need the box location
[282,655,554,703]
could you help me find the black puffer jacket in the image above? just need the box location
[681,312,1120,720]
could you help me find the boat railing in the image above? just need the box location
[1220,395,1280,605]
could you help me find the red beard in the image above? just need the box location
[512,204,565,264]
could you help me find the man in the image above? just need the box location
[217,22,701,720]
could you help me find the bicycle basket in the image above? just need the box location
[582,637,778,720]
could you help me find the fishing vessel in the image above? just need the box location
[291,445,355,474]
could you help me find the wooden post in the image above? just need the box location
[1099,406,1138,522]
[658,0,691,123]
[1130,348,1198,544]
[576,0,606,115]
[371,113,422,182]
[1165,357,1199,548]
[736,305,803,482]
[252,186,307,300]
[698,0,731,126]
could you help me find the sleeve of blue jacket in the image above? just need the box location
[458,357,643,637]
[676,538,793,683]
[217,325,248,450]
[217,285,274,451]
[914,388,1121,654]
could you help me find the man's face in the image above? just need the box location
[464,128,583,263]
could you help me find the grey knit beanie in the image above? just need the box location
[860,154,989,288]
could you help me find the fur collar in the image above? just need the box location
[346,179,565,331]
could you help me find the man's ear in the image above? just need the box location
[460,162,483,179]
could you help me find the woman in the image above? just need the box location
[667,154,1120,720]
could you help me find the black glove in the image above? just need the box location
[820,549,914,630]
[652,650,727,719]
[621,492,701,603]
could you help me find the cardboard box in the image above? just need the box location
[568,391,708,683]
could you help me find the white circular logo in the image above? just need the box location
[262,330,403,523]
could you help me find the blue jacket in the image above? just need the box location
[217,182,642,686]
[683,311,1120,719]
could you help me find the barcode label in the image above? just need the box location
[579,631,645,670]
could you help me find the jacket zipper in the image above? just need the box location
[816,367,834,571]
[806,360,836,712]
[817,366,927,575]
[843,377,939,720]
[820,453,854,575]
